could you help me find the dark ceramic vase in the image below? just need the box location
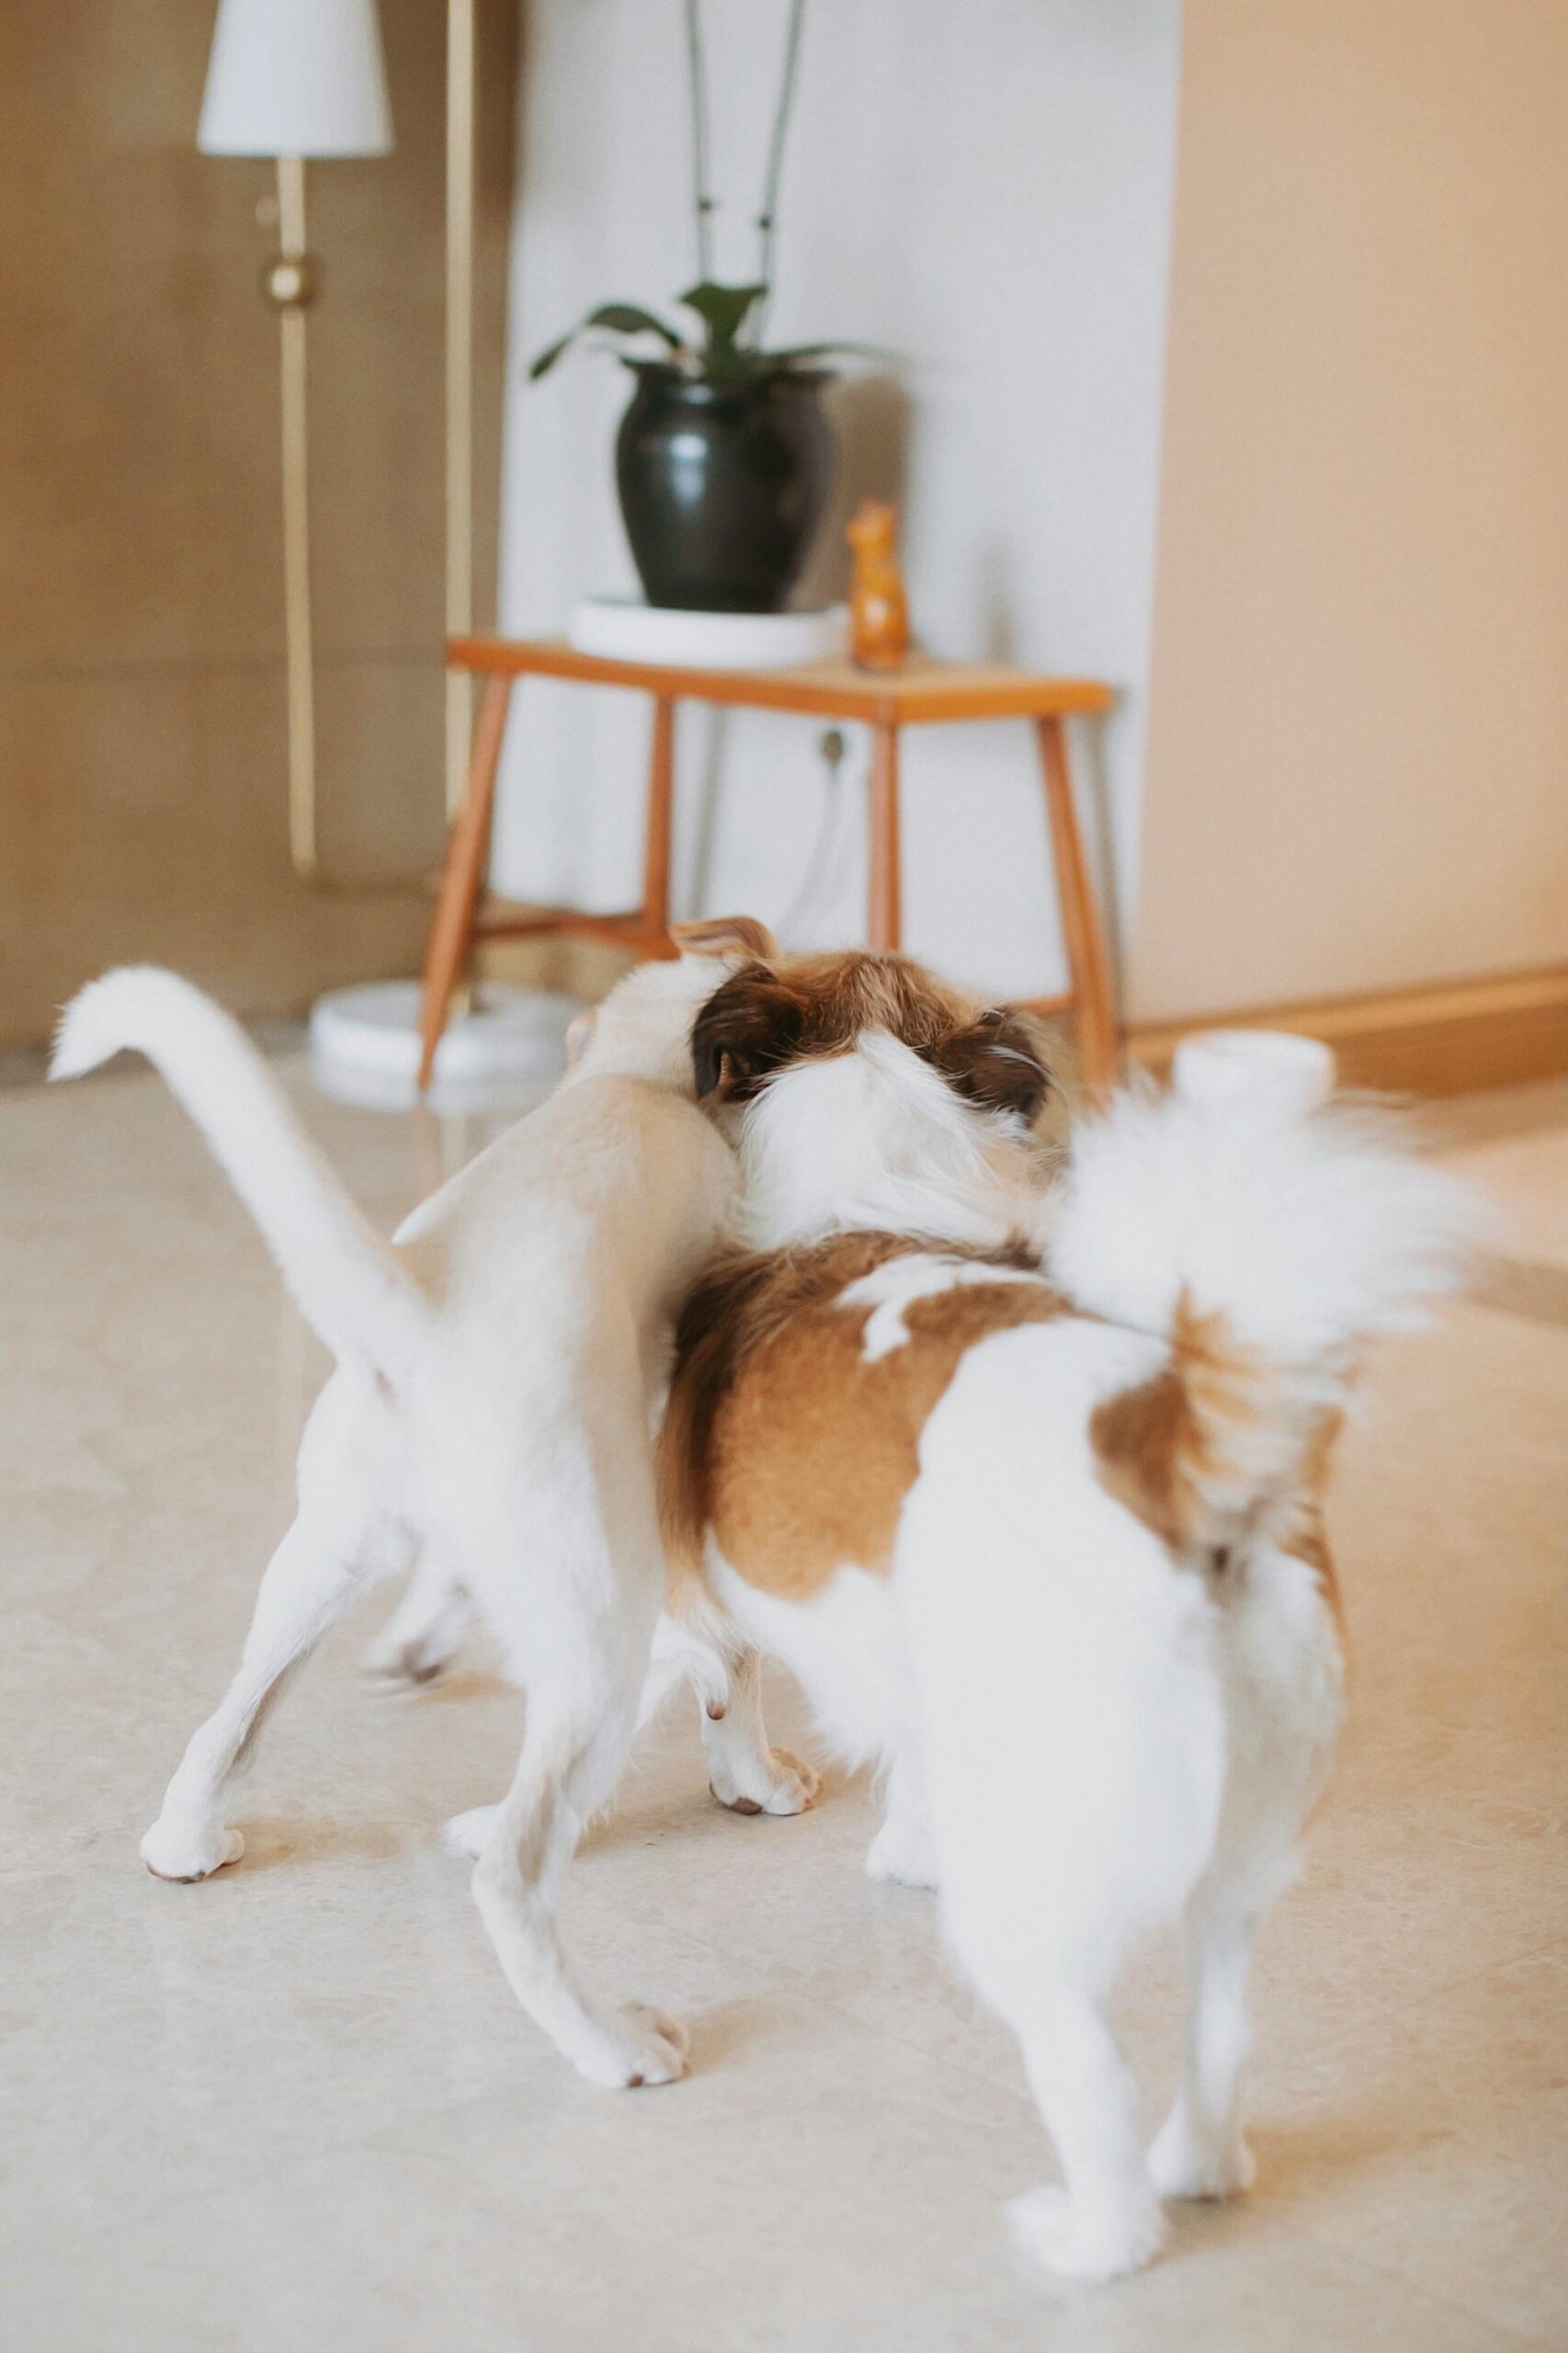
[614,365,835,613]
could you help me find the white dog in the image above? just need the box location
[659,955,1477,2280]
[51,922,812,2090]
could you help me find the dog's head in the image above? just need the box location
[563,916,782,1093]
[691,952,1050,1123]
[689,948,1052,1248]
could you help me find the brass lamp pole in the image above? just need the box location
[200,0,483,904]
[267,156,321,876]
[199,0,395,885]
[446,0,477,827]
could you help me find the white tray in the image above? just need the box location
[568,596,848,671]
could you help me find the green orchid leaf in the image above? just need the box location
[528,330,575,381]
[583,303,683,345]
[678,280,768,354]
[529,301,683,381]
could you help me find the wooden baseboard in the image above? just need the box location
[1125,965,1568,1098]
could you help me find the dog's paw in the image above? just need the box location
[360,1631,455,1689]
[710,1745,821,1817]
[1006,2185,1165,2285]
[442,1803,500,1861]
[141,1816,244,1882]
[574,2001,690,2091]
[864,1816,938,1891]
[1148,2106,1256,2201]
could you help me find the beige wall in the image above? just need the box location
[0,0,514,1047]
[1131,0,1568,1025]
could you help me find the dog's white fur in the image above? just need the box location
[51,949,812,2088]
[682,1027,1476,2279]
[730,1024,1049,1256]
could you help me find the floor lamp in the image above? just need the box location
[199,1,561,1099]
[199,0,394,886]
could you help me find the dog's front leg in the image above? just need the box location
[636,1618,820,1817]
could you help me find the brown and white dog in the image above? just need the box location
[411,938,1061,1870]
[655,959,1476,2283]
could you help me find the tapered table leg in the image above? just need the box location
[1036,715,1119,1091]
[417,674,511,1091]
[641,696,676,943]
[868,721,902,950]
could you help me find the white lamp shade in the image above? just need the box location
[199,0,393,158]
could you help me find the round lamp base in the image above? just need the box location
[308,981,585,1115]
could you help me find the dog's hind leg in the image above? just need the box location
[1004,1980,1166,2283]
[1148,1876,1263,2204]
[1150,1547,1344,2203]
[362,1555,472,1688]
[896,1450,1218,2283]
[468,1614,689,2088]
[451,1481,689,2087]
[142,1381,404,1881]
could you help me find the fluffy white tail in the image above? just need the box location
[1050,1032,1483,1546]
[51,968,429,1377]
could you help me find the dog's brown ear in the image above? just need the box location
[691,964,805,1101]
[932,1006,1052,1124]
[670,915,782,963]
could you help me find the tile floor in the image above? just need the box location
[1,1063,1562,2352]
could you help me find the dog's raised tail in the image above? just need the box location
[51,967,429,1379]
[1049,1032,1483,1550]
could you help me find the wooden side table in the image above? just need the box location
[419,635,1119,1089]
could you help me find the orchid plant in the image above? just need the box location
[529,0,870,388]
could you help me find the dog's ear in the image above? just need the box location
[691,964,805,1102]
[669,915,782,964]
[932,1006,1052,1124]
[563,1006,597,1068]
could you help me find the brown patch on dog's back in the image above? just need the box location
[1091,1298,1348,1623]
[1088,1296,1256,1553]
[1089,1365,1207,1553]
[660,1232,1063,1598]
